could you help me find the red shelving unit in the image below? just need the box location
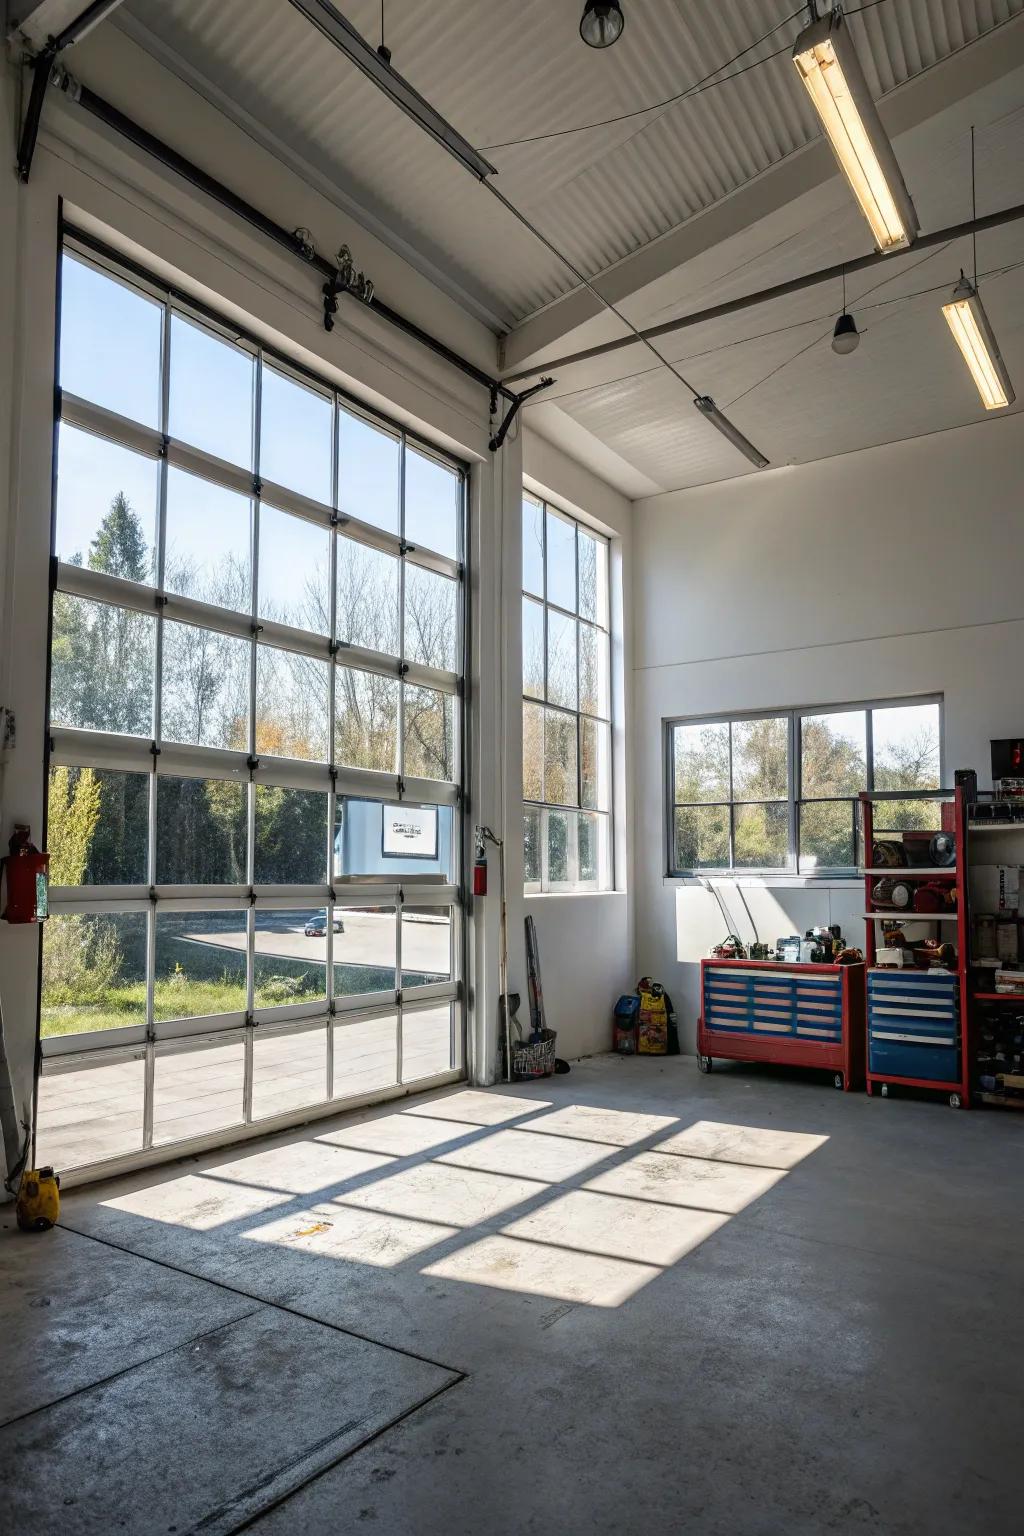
[860,787,971,1108]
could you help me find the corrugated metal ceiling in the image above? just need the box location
[117,0,1024,325]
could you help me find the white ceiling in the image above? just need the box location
[96,0,1024,494]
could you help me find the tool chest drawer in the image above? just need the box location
[867,971,960,1083]
[699,960,864,1090]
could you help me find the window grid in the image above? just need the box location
[522,494,613,893]
[41,236,466,1154]
[667,698,943,877]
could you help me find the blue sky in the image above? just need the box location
[56,255,460,603]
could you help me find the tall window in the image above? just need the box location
[668,698,942,875]
[522,494,612,892]
[37,234,466,1173]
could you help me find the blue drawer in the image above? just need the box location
[704,968,842,1042]
[867,970,960,1081]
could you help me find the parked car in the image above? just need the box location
[304,911,344,937]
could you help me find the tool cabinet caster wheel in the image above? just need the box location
[697,1054,712,1073]
[833,1073,844,1090]
[880,1083,889,1098]
[949,1092,962,1109]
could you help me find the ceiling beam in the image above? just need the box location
[7,0,125,48]
[501,12,1024,374]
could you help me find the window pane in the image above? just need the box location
[252,1026,327,1119]
[334,907,396,996]
[522,597,544,700]
[154,912,247,1022]
[873,799,942,834]
[337,539,400,655]
[50,594,154,737]
[60,255,161,429]
[338,409,399,533]
[153,1035,244,1145]
[403,1003,452,1083]
[546,610,577,710]
[401,907,452,987]
[333,1014,397,1100]
[334,666,398,772]
[259,367,332,505]
[578,530,608,626]
[872,703,941,792]
[405,446,458,559]
[56,424,158,579]
[404,563,458,672]
[673,721,729,803]
[335,800,453,879]
[801,711,866,798]
[577,811,610,887]
[578,621,610,718]
[254,786,328,884]
[732,717,788,800]
[581,718,611,812]
[404,684,454,782]
[169,314,254,468]
[546,807,571,884]
[163,468,252,612]
[674,805,728,871]
[161,621,251,751]
[544,709,578,807]
[258,506,330,629]
[47,766,149,886]
[523,702,544,801]
[41,912,147,1038]
[524,806,541,883]
[254,911,328,1009]
[155,777,247,884]
[523,497,544,597]
[37,1055,145,1170]
[733,802,788,869]
[800,801,855,870]
[255,646,329,762]
[546,509,576,611]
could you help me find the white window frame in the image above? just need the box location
[40,227,468,1169]
[522,493,614,895]
[665,695,945,878]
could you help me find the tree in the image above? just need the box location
[47,766,101,885]
[89,491,148,581]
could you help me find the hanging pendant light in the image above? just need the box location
[831,266,860,354]
[580,2,625,49]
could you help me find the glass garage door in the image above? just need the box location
[36,232,466,1178]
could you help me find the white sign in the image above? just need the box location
[382,804,438,860]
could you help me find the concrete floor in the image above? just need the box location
[3,1055,1023,1534]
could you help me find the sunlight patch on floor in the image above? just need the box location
[422,1233,661,1307]
[501,1189,729,1268]
[653,1120,829,1170]
[332,1160,547,1227]
[403,1091,550,1126]
[514,1104,678,1147]
[316,1114,481,1158]
[435,1127,611,1181]
[246,1202,459,1266]
[584,1150,785,1215]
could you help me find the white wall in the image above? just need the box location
[632,412,1024,1050]
[520,429,636,1062]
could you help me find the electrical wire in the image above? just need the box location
[478,6,807,152]
[479,0,893,154]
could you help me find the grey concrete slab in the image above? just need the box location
[0,1222,253,1423]
[0,1306,455,1536]
[35,1057,1024,1534]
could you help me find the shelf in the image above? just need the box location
[973,990,1024,1002]
[859,867,957,878]
[861,911,959,922]
[968,823,1024,832]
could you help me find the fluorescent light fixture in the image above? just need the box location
[285,0,497,181]
[942,276,1015,411]
[693,395,769,469]
[792,7,918,253]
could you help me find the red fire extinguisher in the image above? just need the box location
[1,825,49,923]
[473,829,488,896]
